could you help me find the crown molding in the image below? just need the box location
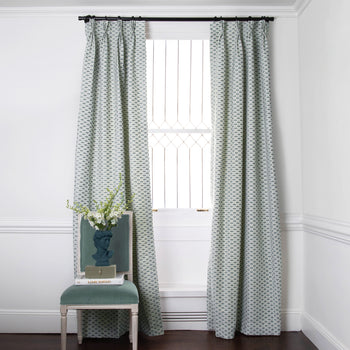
[0,5,299,18]
[294,0,312,16]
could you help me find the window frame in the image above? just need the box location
[146,23,212,214]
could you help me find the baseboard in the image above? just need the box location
[302,312,348,350]
[0,309,77,333]
[2,308,347,350]
[0,307,301,333]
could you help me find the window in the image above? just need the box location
[147,39,211,209]
[146,23,212,290]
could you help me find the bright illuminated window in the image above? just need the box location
[147,40,211,209]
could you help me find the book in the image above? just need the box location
[85,265,116,278]
[75,272,124,286]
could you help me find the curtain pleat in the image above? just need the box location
[73,19,164,338]
[207,20,282,339]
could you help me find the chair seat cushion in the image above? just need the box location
[60,280,139,305]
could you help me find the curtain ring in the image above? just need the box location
[262,20,268,40]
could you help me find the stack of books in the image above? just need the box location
[75,272,124,285]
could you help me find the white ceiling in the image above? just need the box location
[0,0,296,7]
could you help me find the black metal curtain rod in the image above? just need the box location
[78,15,274,23]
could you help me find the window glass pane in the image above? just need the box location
[147,40,211,209]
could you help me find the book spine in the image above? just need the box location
[75,278,123,285]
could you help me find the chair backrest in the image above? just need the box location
[77,211,133,281]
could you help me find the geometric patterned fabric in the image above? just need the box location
[73,19,164,338]
[207,20,282,339]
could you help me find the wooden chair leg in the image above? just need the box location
[129,309,133,343]
[77,309,83,344]
[132,311,138,350]
[60,305,67,350]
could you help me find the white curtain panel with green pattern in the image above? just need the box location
[73,19,163,338]
[207,20,282,339]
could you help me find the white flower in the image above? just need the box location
[111,218,117,225]
[94,212,104,223]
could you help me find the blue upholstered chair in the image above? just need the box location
[60,212,138,350]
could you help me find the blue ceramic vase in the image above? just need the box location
[92,230,114,266]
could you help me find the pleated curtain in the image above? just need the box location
[207,20,282,339]
[73,19,164,338]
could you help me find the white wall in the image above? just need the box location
[0,12,303,333]
[299,0,350,349]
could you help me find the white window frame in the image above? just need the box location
[147,22,211,293]
[147,23,212,222]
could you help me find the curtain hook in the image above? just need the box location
[263,20,268,40]
[219,18,224,40]
[131,16,136,36]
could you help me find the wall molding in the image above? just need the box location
[0,4,300,18]
[3,307,346,348]
[0,309,77,333]
[0,213,303,235]
[0,213,350,244]
[0,308,302,333]
[294,0,312,16]
[281,213,303,232]
[1,214,349,246]
[0,218,72,234]
[302,312,347,350]
[303,214,350,245]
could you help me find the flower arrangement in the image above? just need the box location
[67,176,134,231]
